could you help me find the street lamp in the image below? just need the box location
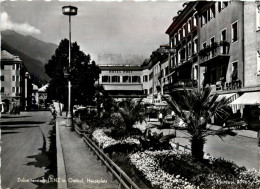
[62,5,78,127]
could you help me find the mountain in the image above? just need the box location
[93,53,146,66]
[1,30,58,85]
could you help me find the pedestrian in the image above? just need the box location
[159,111,163,124]
[171,110,176,121]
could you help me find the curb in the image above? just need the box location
[56,120,68,189]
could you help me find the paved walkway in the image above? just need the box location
[57,116,119,189]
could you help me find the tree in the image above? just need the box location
[45,39,100,107]
[118,99,146,130]
[163,87,237,161]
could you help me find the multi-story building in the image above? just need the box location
[164,2,199,95]
[164,1,260,127]
[97,50,168,103]
[1,50,32,111]
[98,64,145,100]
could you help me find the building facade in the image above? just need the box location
[163,1,260,127]
[1,50,32,112]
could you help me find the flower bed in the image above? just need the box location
[92,129,140,153]
[129,150,194,189]
[130,150,260,189]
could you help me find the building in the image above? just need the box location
[97,52,169,103]
[164,2,199,95]
[1,50,32,112]
[163,1,260,127]
[98,64,145,100]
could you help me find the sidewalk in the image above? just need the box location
[56,116,119,189]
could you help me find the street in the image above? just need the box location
[136,122,260,171]
[172,129,260,171]
[1,111,54,189]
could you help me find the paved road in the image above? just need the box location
[136,122,260,171]
[162,129,260,171]
[1,111,54,189]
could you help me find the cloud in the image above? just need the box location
[1,12,41,34]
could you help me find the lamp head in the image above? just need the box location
[62,5,78,16]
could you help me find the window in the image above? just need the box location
[178,30,181,41]
[193,13,197,27]
[210,37,215,55]
[16,87,20,93]
[12,64,15,70]
[144,89,148,95]
[1,87,4,93]
[203,42,207,49]
[1,76,4,81]
[149,87,153,94]
[102,76,110,82]
[178,50,181,64]
[149,72,153,80]
[111,76,120,82]
[231,62,238,81]
[201,11,208,27]
[123,76,131,83]
[12,87,15,93]
[188,19,191,33]
[232,22,238,42]
[257,7,260,30]
[193,66,198,80]
[1,64,4,70]
[132,76,140,83]
[17,64,20,70]
[182,26,186,38]
[165,67,169,75]
[193,39,198,54]
[218,2,228,12]
[16,76,19,82]
[209,4,215,19]
[143,75,148,82]
[221,29,227,54]
[188,41,192,57]
[12,76,16,81]
[257,51,260,75]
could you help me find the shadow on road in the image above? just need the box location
[1,126,39,130]
[0,121,46,125]
[26,125,57,189]
[2,131,21,135]
[0,116,32,119]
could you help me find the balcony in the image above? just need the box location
[167,79,198,90]
[203,79,242,92]
[199,41,230,66]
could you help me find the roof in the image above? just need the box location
[103,84,143,91]
[230,92,260,105]
[1,50,21,61]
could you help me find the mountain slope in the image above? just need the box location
[1,30,58,85]
[2,30,57,63]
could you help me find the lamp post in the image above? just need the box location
[62,5,78,127]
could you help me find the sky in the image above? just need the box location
[1,0,183,58]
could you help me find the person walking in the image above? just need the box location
[159,111,163,124]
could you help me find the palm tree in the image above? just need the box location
[118,99,146,131]
[163,87,236,161]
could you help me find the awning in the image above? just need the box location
[103,84,143,91]
[216,93,238,102]
[230,92,260,105]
